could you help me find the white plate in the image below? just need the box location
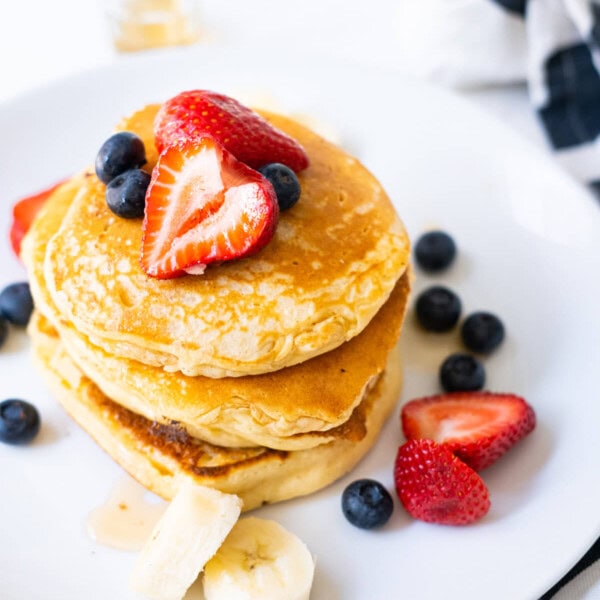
[2,45,600,600]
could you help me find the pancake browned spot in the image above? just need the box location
[29,312,402,511]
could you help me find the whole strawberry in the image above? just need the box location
[394,439,490,525]
[154,90,309,172]
[401,391,536,471]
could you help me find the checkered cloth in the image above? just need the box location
[398,0,600,192]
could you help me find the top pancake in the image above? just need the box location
[43,103,409,377]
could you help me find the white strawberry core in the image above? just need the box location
[150,145,224,263]
[145,140,270,275]
[174,183,263,261]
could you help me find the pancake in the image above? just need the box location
[41,104,409,377]
[22,180,410,450]
[29,314,402,511]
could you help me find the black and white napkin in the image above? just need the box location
[398,0,600,194]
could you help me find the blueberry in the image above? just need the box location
[415,230,456,272]
[105,169,150,218]
[258,163,301,211]
[341,479,394,529]
[0,317,7,349]
[415,286,461,332]
[461,311,505,354]
[0,399,40,444]
[0,282,34,326]
[440,353,485,392]
[95,132,147,184]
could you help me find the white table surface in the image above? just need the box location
[1,2,598,598]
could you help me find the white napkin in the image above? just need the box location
[397,0,600,188]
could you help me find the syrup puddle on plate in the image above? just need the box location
[86,474,166,552]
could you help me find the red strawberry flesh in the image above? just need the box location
[141,137,279,279]
[394,439,491,525]
[401,391,536,471]
[154,90,309,172]
[10,180,66,257]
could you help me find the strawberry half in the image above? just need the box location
[141,137,279,279]
[153,90,309,172]
[394,439,491,525]
[401,391,536,471]
[9,180,65,257]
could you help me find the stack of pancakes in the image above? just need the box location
[22,104,411,510]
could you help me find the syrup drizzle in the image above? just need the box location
[86,475,166,552]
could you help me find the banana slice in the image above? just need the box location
[130,480,243,600]
[203,517,315,600]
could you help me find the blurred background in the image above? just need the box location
[0,0,554,176]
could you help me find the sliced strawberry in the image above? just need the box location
[9,180,65,257]
[394,439,491,525]
[401,391,536,471]
[154,90,309,172]
[141,137,279,279]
